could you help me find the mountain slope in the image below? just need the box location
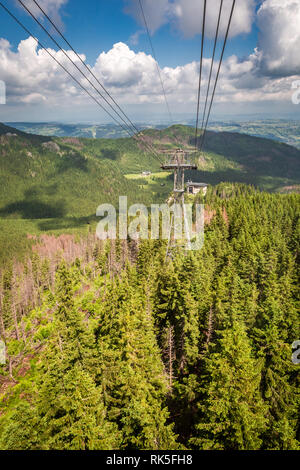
[0,122,299,223]
[0,122,299,266]
[141,125,300,191]
[0,124,166,221]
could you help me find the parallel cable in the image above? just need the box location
[17,0,133,136]
[138,0,184,159]
[199,0,236,153]
[194,0,207,149]
[17,0,162,162]
[30,0,149,141]
[200,0,223,130]
[0,1,162,163]
[138,0,173,124]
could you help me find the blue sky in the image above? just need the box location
[0,0,258,66]
[0,0,299,123]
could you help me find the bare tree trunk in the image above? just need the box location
[179,326,186,372]
[0,285,6,341]
[11,304,20,341]
[11,272,20,340]
[0,309,5,340]
[20,319,27,344]
[8,356,16,382]
[166,326,175,390]
[206,306,214,345]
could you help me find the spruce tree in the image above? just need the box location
[96,268,179,450]
[191,321,267,450]
[35,263,120,449]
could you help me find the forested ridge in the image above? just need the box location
[0,184,299,450]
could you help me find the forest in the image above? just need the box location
[0,183,299,450]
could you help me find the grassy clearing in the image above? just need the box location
[125,171,172,180]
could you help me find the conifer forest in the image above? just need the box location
[0,0,300,455]
[0,184,299,451]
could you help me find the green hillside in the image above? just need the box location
[0,123,167,221]
[207,119,300,149]
[0,123,167,265]
[0,122,299,265]
[140,124,300,192]
[1,123,299,215]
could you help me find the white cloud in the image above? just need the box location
[0,0,297,120]
[123,0,300,79]
[129,30,144,46]
[0,36,298,118]
[170,0,256,39]
[256,0,300,76]
[16,0,68,29]
[0,36,87,106]
[22,92,47,104]
[2,0,300,119]
[0,0,298,123]
[93,42,158,92]
[124,0,256,38]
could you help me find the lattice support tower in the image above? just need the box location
[160,148,197,258]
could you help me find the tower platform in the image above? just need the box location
[161,164,197,170]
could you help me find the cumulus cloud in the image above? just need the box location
[256,0,300,77]
[0,36,297,116]
[1,0,299,118]
[0,36,87,106]
[170,0,256,39]
[93,43,153,89]
[16,0,68,29]
[124,0,256,38]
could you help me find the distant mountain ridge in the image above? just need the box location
[5,119,300,149]
[3,122,151,139]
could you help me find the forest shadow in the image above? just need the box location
[185,167,255,186]
[56,151,88,174]
[185,167,297,190]
[24,184,59,198]
[99,148,120,160]
[0,198,67,219]
[37,215,96,231]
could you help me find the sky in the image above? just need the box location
[0,0,299,124]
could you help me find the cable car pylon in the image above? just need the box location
[160,148,197,259]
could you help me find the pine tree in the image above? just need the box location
[191,321,267,450]
[34,263,120,449]
[0,402,41,450]
[96,268,179,449]
[252,265,300,450]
